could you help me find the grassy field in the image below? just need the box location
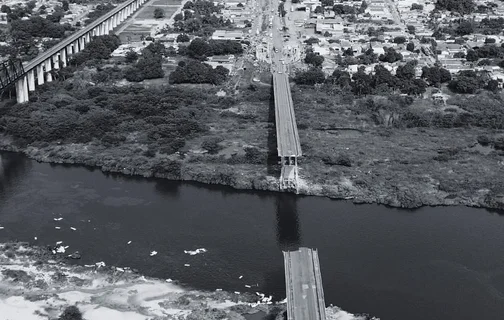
[151,0,183,5]
[136,6,179,19]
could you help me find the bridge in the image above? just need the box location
[270,2,302,192]
[2,0,147,103]
[283,247,327,320]
[273,73,302,192]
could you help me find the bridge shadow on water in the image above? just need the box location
[275,193,301,251]
[258,193,303,303]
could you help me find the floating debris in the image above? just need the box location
[216,288,222,291]
[234,291,240,295]
[184,248,207,255]
[53,218,63,221]
[150,251,158,256]
[56,246,66,253]
[56,241,63,245]
[184,264,190,267]
[55,227,61,230]
[166,279,173,283]
[68,251,81,259]
[95,261,106,268]
[239,275,243,279]
[245,285,252,288]
[115,267,125,272]
[84,264,94,268]
[70,227,77,231]
[34,237,37,240]
[0,226,4,230]
[127,241,132,245]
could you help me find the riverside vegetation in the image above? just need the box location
[1,35,504,210]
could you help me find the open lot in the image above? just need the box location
[152,0,182,5]
[135,6,179,20]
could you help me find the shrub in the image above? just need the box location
[477,135,491,146]
[58,306,83,320]
[322,154,352,167]
[201,136,224,154]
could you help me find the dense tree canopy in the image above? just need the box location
[379,47,403,63]
[294,68,326,85]
[304,52,324,67]
[169,60,228,84]
[435,0,475,15]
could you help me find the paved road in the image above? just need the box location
[273,73,301,157]
[283,248,326,320]
[271,2,301,157]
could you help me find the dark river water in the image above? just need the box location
[1,151,504,320]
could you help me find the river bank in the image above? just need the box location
[2,78,504,210]
[1,128,504,210]
[0,242,372,320]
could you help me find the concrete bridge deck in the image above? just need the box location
[283,247,326,320]
[272,69,302,158]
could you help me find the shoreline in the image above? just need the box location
[2,136,504,211]
[0,242,375,320]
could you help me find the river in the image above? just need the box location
[0,151,503,320]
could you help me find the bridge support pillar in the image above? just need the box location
[15,76,29,103]
[60,48,67,68]
[104,21,110,34]
[36,64,44,86]
[52,54,60,70]
[85,33,90,42]
[27,70,35,91]
[45,59,53,82]
[73,40,79,54]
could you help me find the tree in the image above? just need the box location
[396,60,417,80]
[372,65,398,89]
[421,66,451,86]
[448,71,482,94]
[357,48,377,65]
[237,2,244,7]
[321,0,334,6]
[304,52,324,67]
[401,79,427,96]
[393,36,407,44]
[1,5,11,14]
[436,0,475,15]
[327,69,352,87]
[407,25,416,34]
[187,37,212,59]
[174,12,184,21]
[406,42,415,52]
[410,3,423,10]
[176,33,190,42]
[293,68,326,85]
[125,50,138,63]
[351,67,373,95]
[314,5,324,14]
[59,306,83,320]
[379,47,403,63]
[154,8,165,19]
[61,0,69,11]
[466,49,479,62]
[136,49,164,79]
[486,79,500,92]
[304,37,319,45]
[456,21,474,36]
